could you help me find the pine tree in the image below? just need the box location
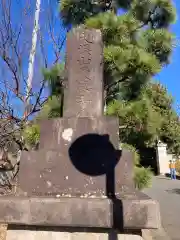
[107,81,180,156]
[60,0,176,102]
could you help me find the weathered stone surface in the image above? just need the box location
[6,230,143,240]
[0,197,161,229]
[64,28,103,118]
[116,150,134,190]
[142,229,171,240]
[123,199,161,229]
[39,117,119,150]
[18,148,134,197]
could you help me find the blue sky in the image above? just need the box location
[116,2,180,113]
[157,0,180,113]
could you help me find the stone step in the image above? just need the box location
[6,229,143,240]
[0,196,160,230]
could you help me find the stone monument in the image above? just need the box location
[0,27,160,240]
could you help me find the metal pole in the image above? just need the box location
[24,0,41,117]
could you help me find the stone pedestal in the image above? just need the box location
[0,196,160,229]
[6,229,143,240]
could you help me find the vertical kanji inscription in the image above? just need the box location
[64,27,104,118]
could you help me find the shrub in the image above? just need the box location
[23,124,40,149]
[121,143,153,190]
[120,143,140,165]
[134,166,153,190]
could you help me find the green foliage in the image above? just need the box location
[143,29,174,64]
[107,93,161,148]
[23,124,40,148]
[106,81,180,156]
[36,96,62,120]
[23,64,64,148]
[131,0,176,27]
[134,166,153,190]
[23,97,62,149]
[43,63,65,96]
[145,83,180,155]
[85,11,163,100]
[60,0,176,101]
[120,143,140,165]
[122,140,153,191]
[23,96,62,149]
[60,0,96,26]
[42,63,65,118]
[61,0,176,27]
[121,143,153,190]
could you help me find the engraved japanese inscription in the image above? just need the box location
[64,28,104,118]
[64,28,103,117]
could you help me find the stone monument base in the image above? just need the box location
[6,228,143,240]
[0,195,160,230]
[0,193,160,240]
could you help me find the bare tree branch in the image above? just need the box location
[0,0,66,156]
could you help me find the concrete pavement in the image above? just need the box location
[143,176,180,240]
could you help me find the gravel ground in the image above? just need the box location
[143,176,180,240]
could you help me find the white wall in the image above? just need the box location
[156,141,170,175]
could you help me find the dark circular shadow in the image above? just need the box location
[68,134,119,176]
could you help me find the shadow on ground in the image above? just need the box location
[166,189,180,195]
[165,173,180,180]
[157,177,172,180]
